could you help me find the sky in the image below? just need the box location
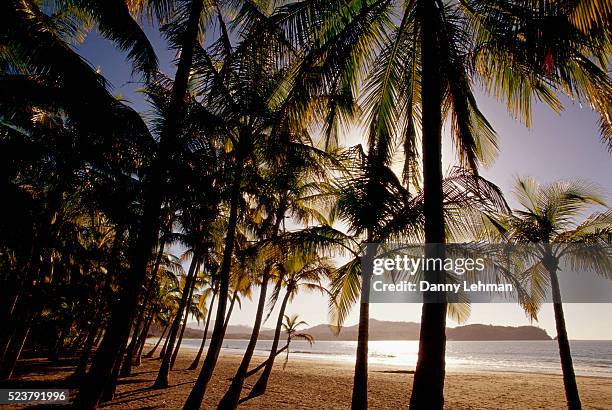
[75,22,612,340]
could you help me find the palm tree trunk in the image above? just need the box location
[0,288,25,369]
[159,325,172,359]
[170,306,190,370]
[121,239,167,376]
[170,274,198,369]
[351,239,374,410]
[74,213,157,407]
[119,304,145,377]
[0,254,42,381]
[93,324,104,347]
[218,269,271,409]
[548,260,582,409]
[284,337,290,365]
[0,325,16,374]
[183,149,246,410]
[245,344,288,378]
[0,322,29,380]
[49,329,64,361]
[101,335,129,403]
[248,288,291,399]
[0,331,12,369]
[70,329,89,354]
[74,212,157,408]
[351,291,369,409]
[410,1,446,409]
[71,308,105,379]
[153,250,201,387]
[134,313,153,366]
[0,285,20,364]
[188,288,217,370]
[0,238,42,369]
[222,293,238,335]
[73,238,120,380]
[146,321,169,358]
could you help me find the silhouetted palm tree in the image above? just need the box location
[247,252,333,399]
[478,178,612,410]
[188,266,219,370]
[281,314,314,368]
[217,140,338,408]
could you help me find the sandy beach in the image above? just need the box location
[4,347,612,409]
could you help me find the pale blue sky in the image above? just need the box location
[77,23,612,340]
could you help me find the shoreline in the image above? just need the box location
[173,339,612,380]
[197,349,612,381]
[5,348,612,409]
[205,349,612,382]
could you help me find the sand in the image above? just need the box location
[3,348,612,409]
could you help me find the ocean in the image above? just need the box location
[173,338,612,378]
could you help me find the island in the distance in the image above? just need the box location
[169,319,552,341]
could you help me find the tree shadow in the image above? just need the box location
[112,379,195,400]
[7,357,78,378]
[116,378,150,385]
[374,369,414,374]
[98,391,167,408]
[130,369,162,376]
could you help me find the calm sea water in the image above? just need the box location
[173,338,612,378]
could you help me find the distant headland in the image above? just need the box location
[172,319,552,341]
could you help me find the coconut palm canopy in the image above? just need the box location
[0,1,610,410]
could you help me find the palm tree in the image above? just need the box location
[133,245,184,367]
[328,145,508,409]
[153,244,205,387]
[478,177,612,410]
[217,120,339,408]
[222,252,255,337]
[68,224,127,380]
[247,252,333,399]
[183,7,344,407]
[570,0,612,35]
[106,251,184,396]
[188,266,219,370]
[146,321,169,358]
[217,259,272,409]
[145,262,184,359]
[232,2,492,405]
[281,314,314,368]
[120,230,171,377]
[169,279,208,370]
